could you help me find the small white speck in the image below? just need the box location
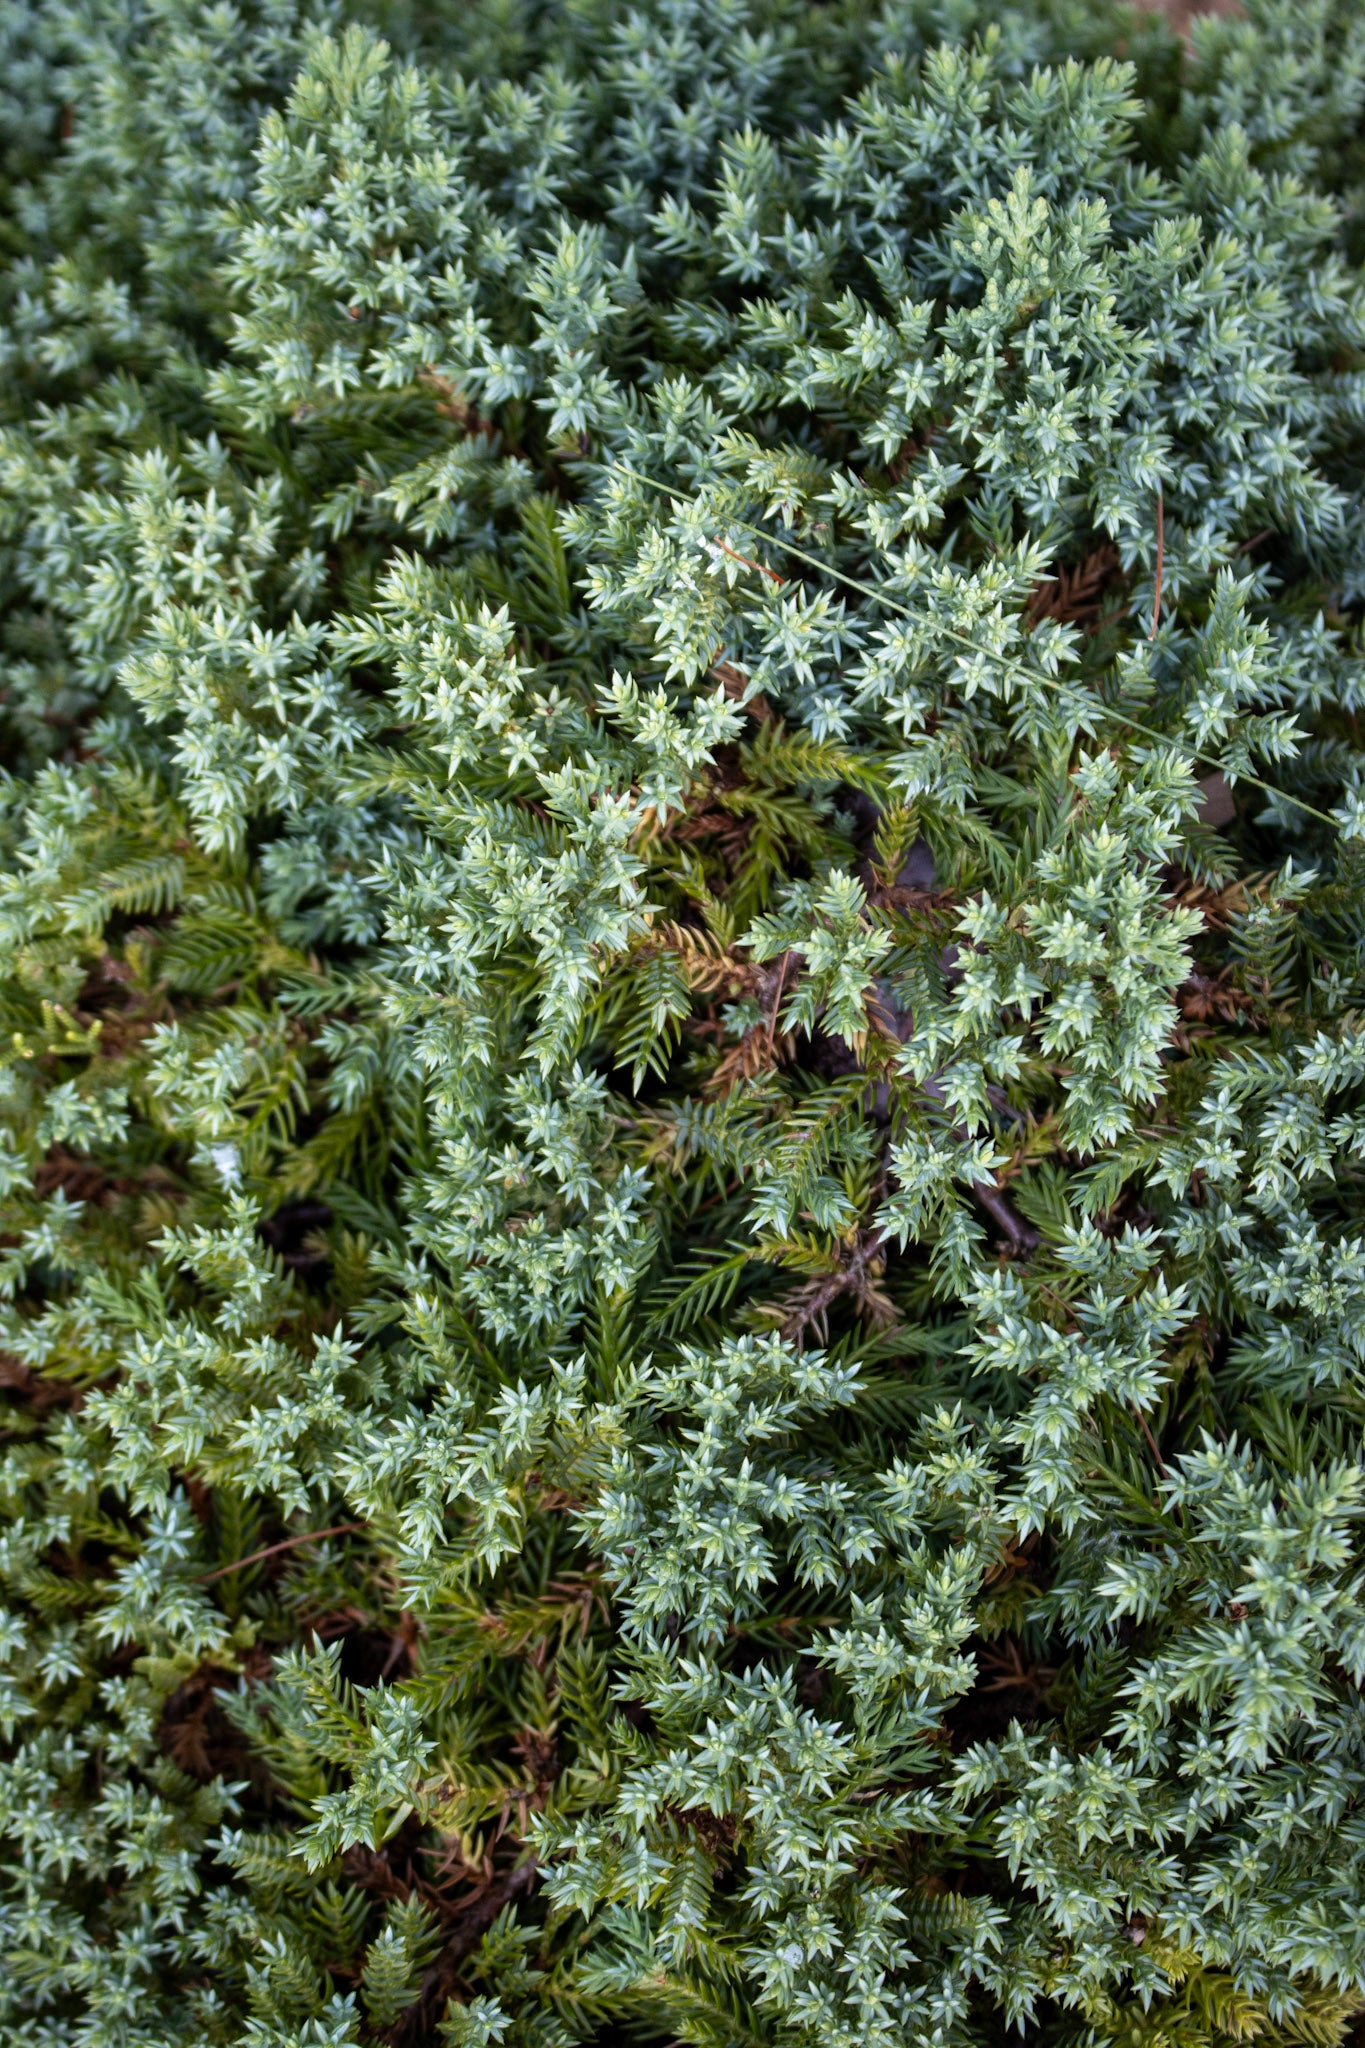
[208,1143,242,1189]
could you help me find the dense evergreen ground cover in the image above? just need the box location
[2,0,1365,2042]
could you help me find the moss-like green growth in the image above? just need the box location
[1,3,1364,2043]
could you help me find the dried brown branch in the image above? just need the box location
[418,368,500,441]
[397,1859,539,2043]
[704,949,798,1097]
[777,1225,895,1342]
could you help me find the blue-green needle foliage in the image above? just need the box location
[1,0,1365,2043]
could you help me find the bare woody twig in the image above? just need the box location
[972,1178,1040,1252]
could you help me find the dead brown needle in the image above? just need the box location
[1132,1403,1169,1480]
[712,536,784,585]
[198,1523,365,1584]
